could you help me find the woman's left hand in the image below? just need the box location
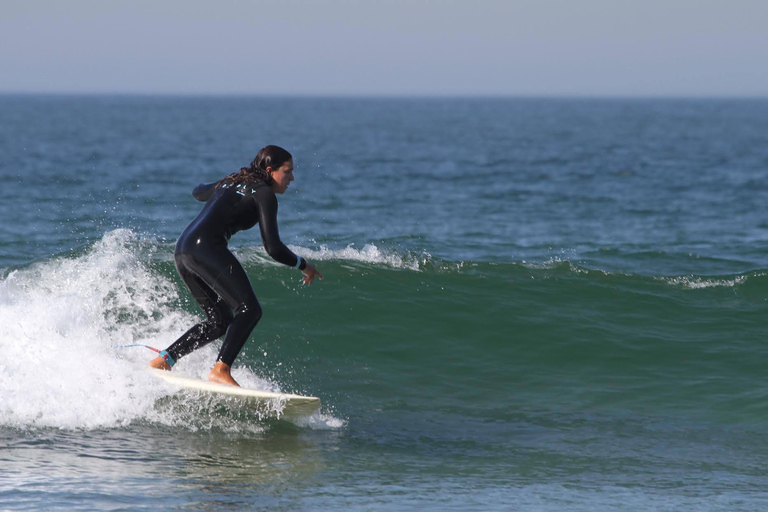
[301,262,323,285]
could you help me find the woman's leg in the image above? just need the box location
[192,250,262,367]
[150,254,234,370]
[175,248,262,385]
[166,257,235,361]
[150,247,262,385]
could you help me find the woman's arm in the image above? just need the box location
[256,190,301,266]
[192,182,219,202]
[254,187,323,284]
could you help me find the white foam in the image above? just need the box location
[521,257,594,275]
[289,411,346,430]
[659,275,748,289]
[236,243,428,271]
[0,229,340,432]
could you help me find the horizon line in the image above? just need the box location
[2,91,768,101]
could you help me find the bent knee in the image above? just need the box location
[237,300,262,326]
[209,321,230,339]
[208,311,234,338]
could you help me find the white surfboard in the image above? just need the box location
[147,368,321,419]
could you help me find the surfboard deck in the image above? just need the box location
[147,368,320,419]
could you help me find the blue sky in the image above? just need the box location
[1,0,766,96]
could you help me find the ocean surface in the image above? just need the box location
[1,95,768,511]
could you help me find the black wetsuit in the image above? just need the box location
[165,178,306,366]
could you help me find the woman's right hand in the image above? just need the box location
[301,262,323,285]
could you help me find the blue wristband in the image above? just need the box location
[159,350,176,367]
[293,256,303,269]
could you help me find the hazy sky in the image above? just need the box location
[2,0,767,96]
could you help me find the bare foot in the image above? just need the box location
[209,361,240,387]
[148,356,172,371]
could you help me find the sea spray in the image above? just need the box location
[0,232,168,428]
[0,230,341,431]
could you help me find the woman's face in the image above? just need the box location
[268,160,295,194]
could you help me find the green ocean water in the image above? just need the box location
[2,96,768,510]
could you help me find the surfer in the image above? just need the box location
[148,145,322,386]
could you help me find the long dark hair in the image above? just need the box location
[217,145,293,188]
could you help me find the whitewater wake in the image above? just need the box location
[0,230,341,431]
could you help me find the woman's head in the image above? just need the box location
[219,145,294,193]
[251,145,293,174]
[252,145,294,194]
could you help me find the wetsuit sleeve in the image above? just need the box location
[192,182,219,202]
[254,189,304,268]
